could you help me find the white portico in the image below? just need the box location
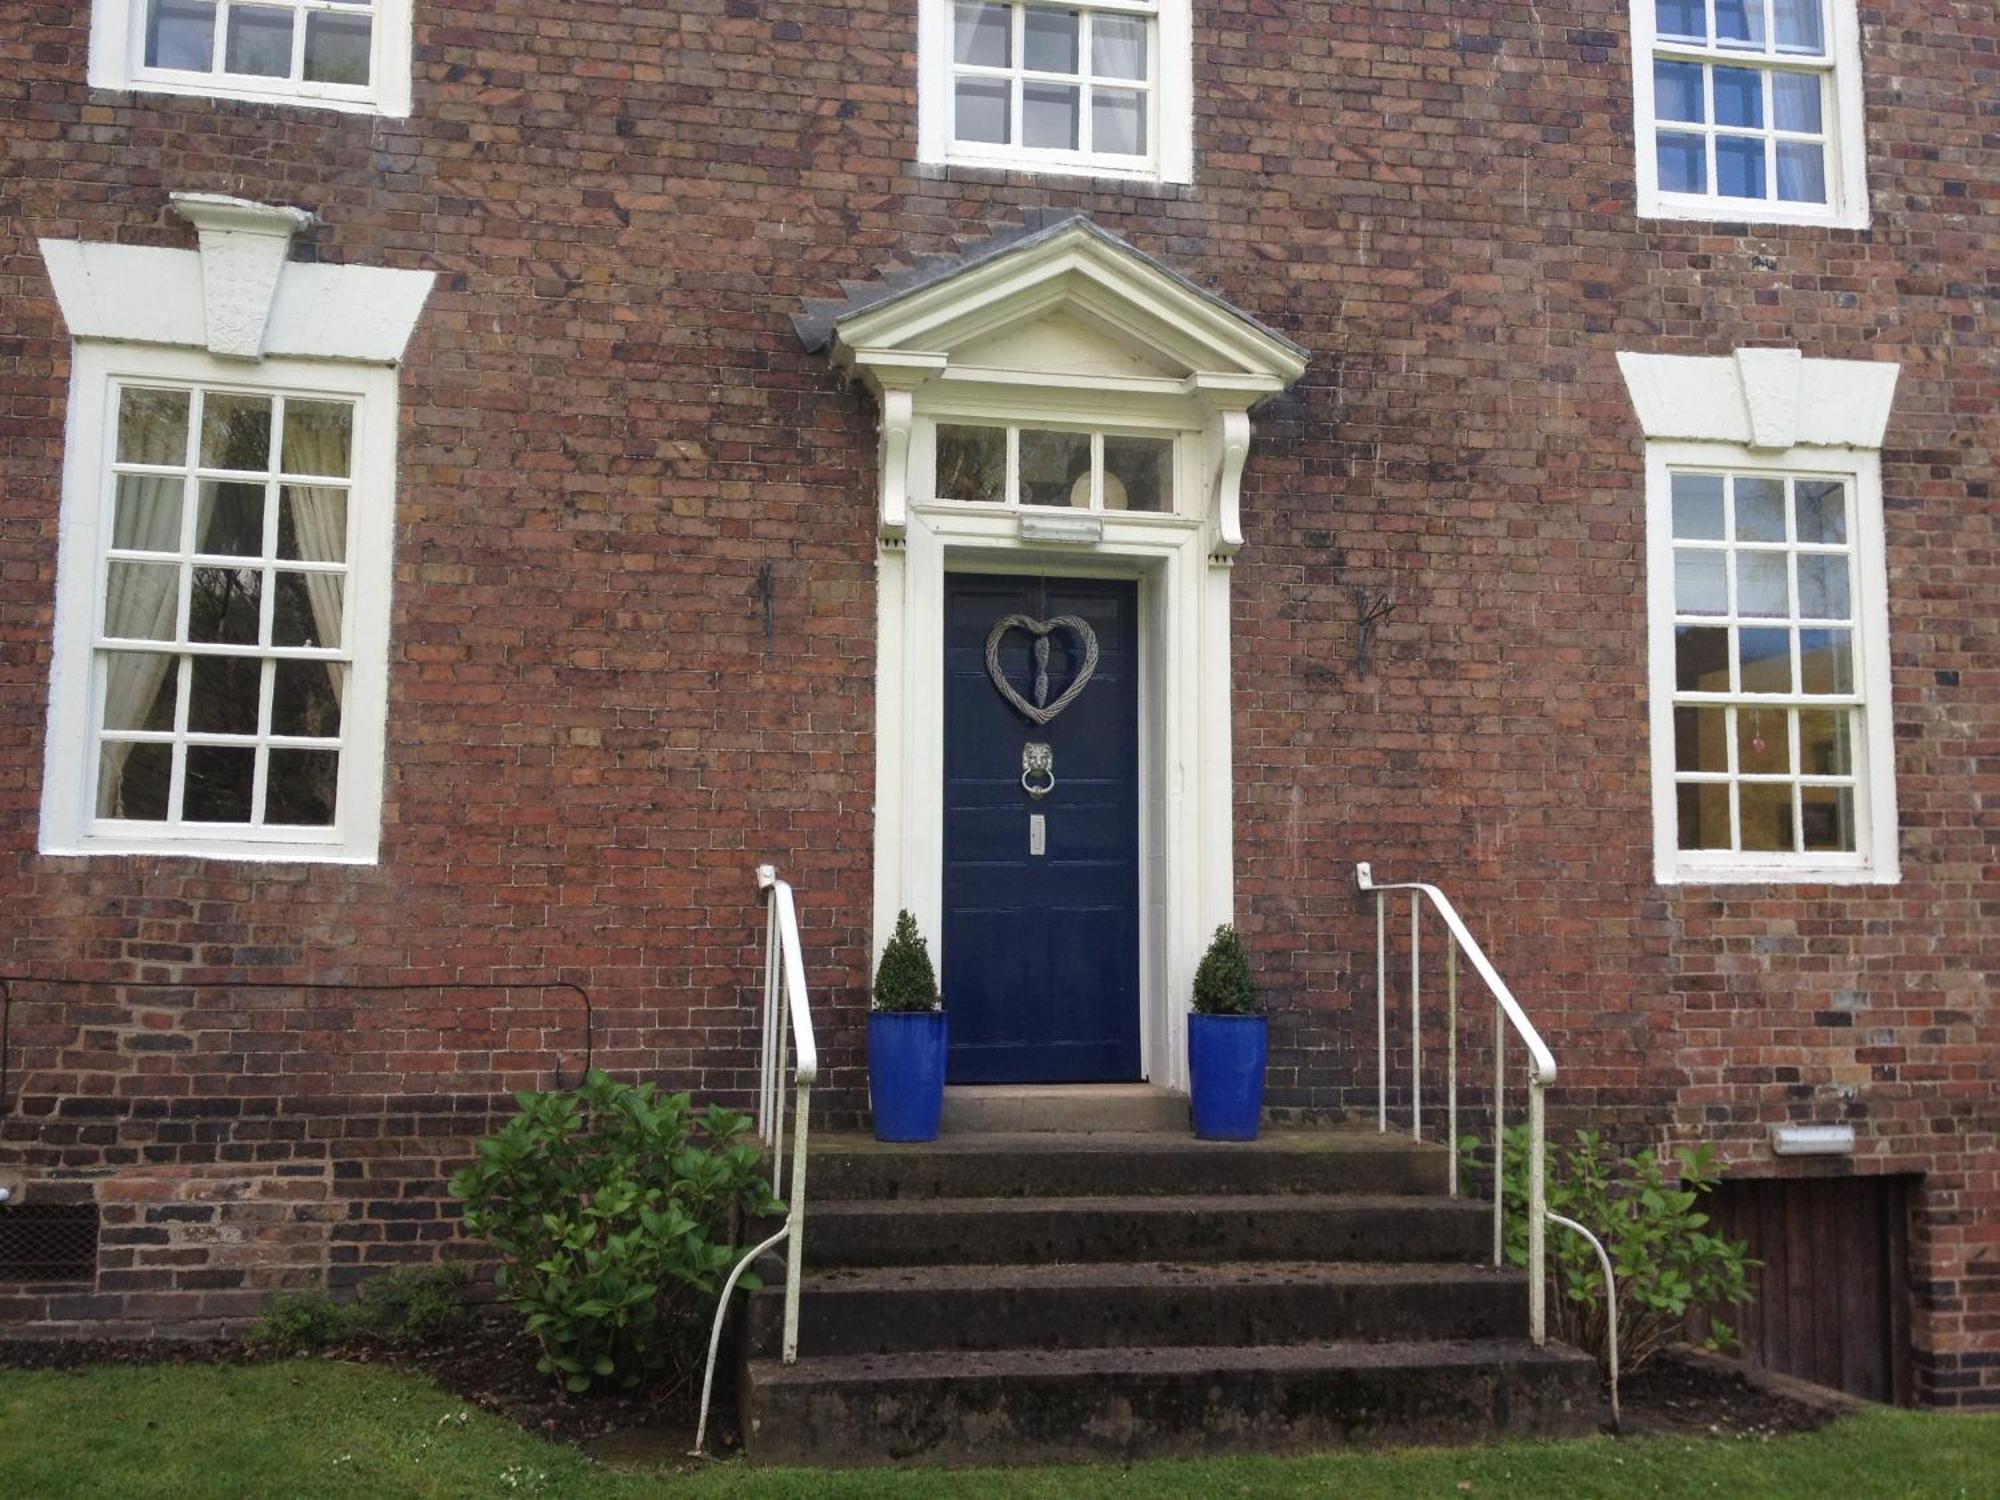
[797,214,1306,1092]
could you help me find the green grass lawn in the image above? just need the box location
[1,1358,1995,1500]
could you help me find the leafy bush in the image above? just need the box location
[251,1288,350,1355]
[1192,925,1259,1016]
[250,1265,469,1354]
[449,1070,778,1395]
[873,909,941,1012]
[1462,1125,1756,1375]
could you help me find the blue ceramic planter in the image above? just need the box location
[1188,1012,1268,1141]
[868,1010,948,1142]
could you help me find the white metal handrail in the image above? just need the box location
[693,864,818,1456]
[1356,861,1555,1346]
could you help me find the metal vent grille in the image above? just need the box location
[0,1203,100,1282]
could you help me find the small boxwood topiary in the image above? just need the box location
[873,909,941,1012]
[1192,924,1259,1016]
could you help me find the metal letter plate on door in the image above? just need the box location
[1029,814,1046,857]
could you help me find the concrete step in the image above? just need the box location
[747,1259,1529,1359]
[805,1129,1450,1202]
[939,1084,1185,1134]
[742,1338,1603,1465]
[800,1193,1491,1269]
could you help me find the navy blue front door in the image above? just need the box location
[943,574,1141,1083]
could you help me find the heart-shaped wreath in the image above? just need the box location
[983,613,1100,727]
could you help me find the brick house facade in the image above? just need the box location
[0,1,1993,1408]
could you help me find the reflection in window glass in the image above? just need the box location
[947,1,1155,164]
[935,425,1007,502]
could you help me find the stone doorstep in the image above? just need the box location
[746,1258,1532,1358]
[743,1339,1604,1466]
[801,1192,1492,1269]
[938,1084,1186,1135]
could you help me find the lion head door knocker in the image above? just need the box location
[984,613,1100,802]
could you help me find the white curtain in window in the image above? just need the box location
[281,412,349,701]
[97,407,185,817]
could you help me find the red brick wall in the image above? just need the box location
[1,2,1994,1403]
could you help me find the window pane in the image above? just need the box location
[1092,15,1147,79]
[1677,781,1731,850]
[104,562,182,641]
[1738,626,1794,692]
[1103,435,1171,511]
[954,2,1010,66]
[1023,8,1079,73]
[1772,72,1822,132]
[98,742,173,821]
[188,566,262,645]
[114,475,185,552]
[183,744,256,822]
[1656,0,1706,40]
[1658,132,1706,194]
[1674,705,1728,773]
[935,424,1007,502]
[273,572,342,648]
[1733,477,1787,541]
[278,487,348,563]
[188,653,262,735]
[195,481,266,557]
[1670,474,1725,538]
[1654,60,1705,123]
[1713,67,1764,128]
[1797,554,1850,619]
[1799,708,1852,775]
[1023,82,1080,149]
[954,78,1010,143]
[1092,88,1146,155]
[1675,625,1731,692]
[1019,429,1090,507]
[201,393,273,470]
[266,748,339,826]
[1717,136,1767,199]
[102,651,181,732]
[303,11,371,85]
[1798,628,1853,694]
[1800,785,1855,852]
[1776,140,1827,203]
[281,401,354,477]
[1715,0,1766,49]
[224,4,294,77]
[272,660,344,737]
[1774,0,1824,52]
[118,387,191,464]
[145,0,216,70]
[1740,782,1796,852]
[1736,552,1789,617]
[1794,480,1846,544]
[1737,707,1791,774]
[1674,550,1727,615]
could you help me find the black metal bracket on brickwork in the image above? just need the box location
[0,973,595,1118]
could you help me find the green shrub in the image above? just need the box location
[448,1070,778,1395]
[347,1264,471,1346]
[1462,1125,1756,1375]
[249,1265,470,1355]
[250,1288,349,1355]
[873,909,941,1012]
[1192,925,1259,1016]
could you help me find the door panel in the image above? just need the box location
[942,573,1141,1083]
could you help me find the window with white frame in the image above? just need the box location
[1645,446,1896,883]
[89,0,413,115]
[1631,1,1868,227]
[933,421,1176,512]
[43,346,396,861]
[919,0,1193,182]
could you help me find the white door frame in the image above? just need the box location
[874,457,1233,1093]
